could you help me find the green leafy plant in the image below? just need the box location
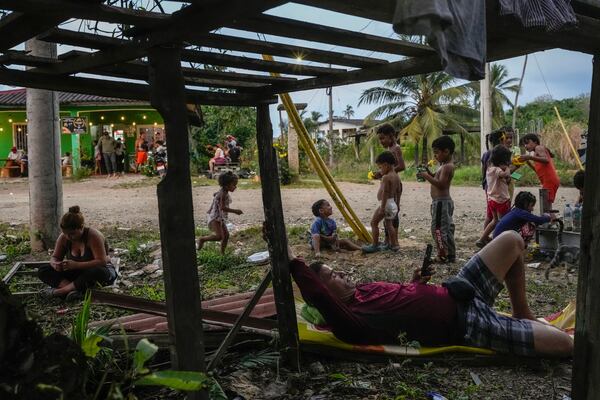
[132,339,226,397]
[72,166,93,181]
[71,290,111,358]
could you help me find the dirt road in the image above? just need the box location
[0,175,577,241]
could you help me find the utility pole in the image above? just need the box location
[480,62,493,157]
[512,55,528,131]
[327,86,334,167]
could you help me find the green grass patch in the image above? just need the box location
[0,224,31,264]
[130,283,166,302]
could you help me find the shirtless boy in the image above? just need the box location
[362,151,401,253]
[417,136,456,263]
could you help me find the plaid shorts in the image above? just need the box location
[457,255,535,356]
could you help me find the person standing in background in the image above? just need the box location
[99,131,117,178]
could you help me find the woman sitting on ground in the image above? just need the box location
[38,206,117,301]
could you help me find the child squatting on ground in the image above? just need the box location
[416,136,456,263]
[375,123,406,244]
[493,191,555,245]
[310,199,361,257]
[197,171,243,254]
[477,145,513,248]
[363,151,402,253]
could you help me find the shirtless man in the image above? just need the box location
[363,151,401,253]
[417,135,456,263]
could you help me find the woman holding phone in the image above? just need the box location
[38,206,117,301]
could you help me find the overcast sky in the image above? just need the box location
[1,2,593,128]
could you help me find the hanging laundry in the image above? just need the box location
[392,0,486,81]
[498,0,577,31]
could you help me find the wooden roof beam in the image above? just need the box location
[180,49,346,76]
[229,14,434,57]
[189,33,388,68]
[293,0,395,24]
[0,0,104,51]
[0,68,276,106]
[0,0,169,28]
[31,0,286,75]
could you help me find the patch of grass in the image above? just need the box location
[191,177,215,187]
[236,178,325,190]
[71,166,93,181]
[197,247,246,274]
[0,225,31,263]
[113,177,161,189]
[130,283,165,302]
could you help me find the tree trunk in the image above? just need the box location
[480,63,493,158]
[369,141,375,167]
[512,55,528,131]
[421,136,428,165]
[414,141,419,166]
[353,136,360,161]
[287,124,299,175]
[25,39,62,252]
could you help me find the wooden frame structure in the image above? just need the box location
[2,0,600,398]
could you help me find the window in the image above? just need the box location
[13,123,28,151]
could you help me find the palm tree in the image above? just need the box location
[470,63,520,127]
[359,72,473,164]
[343,104,355,119]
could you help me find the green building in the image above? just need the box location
[0,88,165,171]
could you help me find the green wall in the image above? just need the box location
[0,106,164,163]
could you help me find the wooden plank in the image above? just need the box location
[266,55,441,94]
[2,262,22,284]
[147,47,206,395]
[256,103,300,370]
[293,0,395,23]
[0,0,169,27]
[190,33,388,68]
[31,0,286,75]
[207,271,272,371]
[572,54,600,400]
[0,68,275,106]
[181,49,346,76]
[230,14,434,57]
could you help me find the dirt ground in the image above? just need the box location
[0,175,578,240]
[0,175,580,399]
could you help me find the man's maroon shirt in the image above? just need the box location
[290,259,460,345]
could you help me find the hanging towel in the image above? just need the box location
[392,0,486,81]
[498,0,578,31]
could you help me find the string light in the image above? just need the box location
[110,123,114,128]
[153,122,158,126]
[89,122,93,126]
[132,122,136,126]
[120,116,125,121]
[142,115,147,120]
[100,116,105,120]
[8,118,12,123]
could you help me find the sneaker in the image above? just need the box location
[65,291,83,302]
[362,244,381,254]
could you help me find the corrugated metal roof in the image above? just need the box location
[0,88,149,107]
[89,288,277,334]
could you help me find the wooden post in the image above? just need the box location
[256,103,300,369]
[480,62,492,158]
[572,54,600,400]
[148,45,207,400]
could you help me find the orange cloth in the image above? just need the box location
[136,151,148,165]
[533,148,560,202]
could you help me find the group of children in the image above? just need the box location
[196,124,579,263]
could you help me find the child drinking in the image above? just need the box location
[363,151,402,253]
[197,172,243,254]
[493,191,554,244]
[477,145,512,248]
[519,133,560,204]
[417,136,456,263]
[310,199,361,257]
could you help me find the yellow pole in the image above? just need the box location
[281,93,371,242]
[262,54,372,242]
[554,106,584,171]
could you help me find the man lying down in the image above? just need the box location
[285,231,572,357]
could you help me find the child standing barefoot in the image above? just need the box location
[417,136,456,263]
[362,151,401,253]
[197,172,243,254]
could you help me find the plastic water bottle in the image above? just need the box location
[563,204,573,231]
[573,204,582,232]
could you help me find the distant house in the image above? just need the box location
[0,88,164,169]
[317,118,375,142]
